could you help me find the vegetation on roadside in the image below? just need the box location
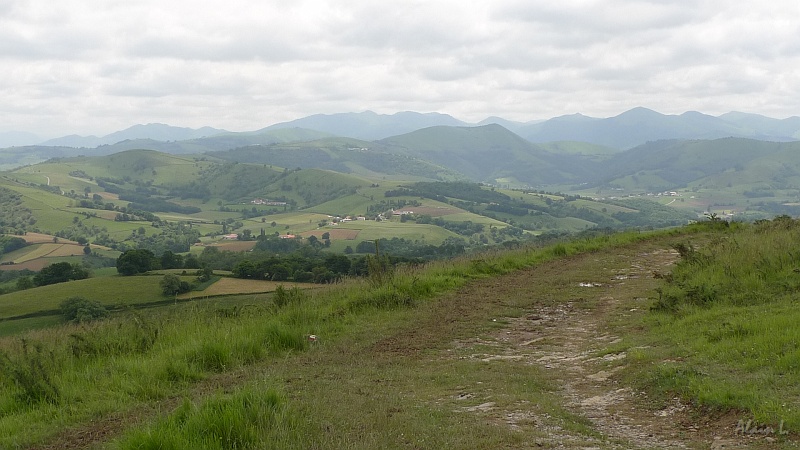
[617,216,800,431]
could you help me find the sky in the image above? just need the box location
[2,0,800,139]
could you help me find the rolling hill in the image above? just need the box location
[208,137,466,181]
[377,124,594,185]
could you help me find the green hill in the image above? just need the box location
[209,137,465,181]
[378,124,594,185]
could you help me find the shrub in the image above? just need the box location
[160,274,191,296]
[272,285,306,308]
[59,296,109,323]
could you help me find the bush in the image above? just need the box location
[160,274,191,296]
[33,262,89,286]
[59,296,109,323]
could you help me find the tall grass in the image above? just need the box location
[113,386,300,450]
[629,216,800,429]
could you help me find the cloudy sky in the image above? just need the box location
[2,0,799,139]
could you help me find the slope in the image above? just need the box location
[209,137,466,181]
[378,124,594,185]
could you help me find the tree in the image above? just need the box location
[196,267,214,282]
[33,262,89,286]
[160,250,183,269]
[15,276,34,290]
[1,236,26,254]
[184,253,201,269]
[160,274,190,296]
[232,260,258,279]
[116,249,157,275]
[59,296,108,323]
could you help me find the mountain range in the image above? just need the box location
[3,107,800,203]
[3,107,800,151]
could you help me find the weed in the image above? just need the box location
[261,323,307,354]
[367,254,393,287]
[114,386,298,450]
[0,339,60,405]
[272,285,306,309]
[188,341,231,372]
[68,314,158,358]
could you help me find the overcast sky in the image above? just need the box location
[2,0,799,138]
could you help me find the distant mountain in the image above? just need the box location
[378,124,594,185]
[0,128,334,168]
[263,111,469,140]
[476,116,537,133]
[92,128,334,155]
[516,107,800,149]
[40,123,229,147]
[718,112,800,139]
[0,131,41,148]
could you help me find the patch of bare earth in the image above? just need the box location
[442,247,788,449]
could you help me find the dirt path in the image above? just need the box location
[434,245,783,449]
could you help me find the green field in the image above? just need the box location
[0,276,165,318]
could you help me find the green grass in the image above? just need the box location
[113,386,301,450]
[617,218,800,430]
[0,316,62,337]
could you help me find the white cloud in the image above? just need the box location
[1,0,800,137]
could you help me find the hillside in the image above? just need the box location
[378,124,594,185]
[208,137,465,181]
